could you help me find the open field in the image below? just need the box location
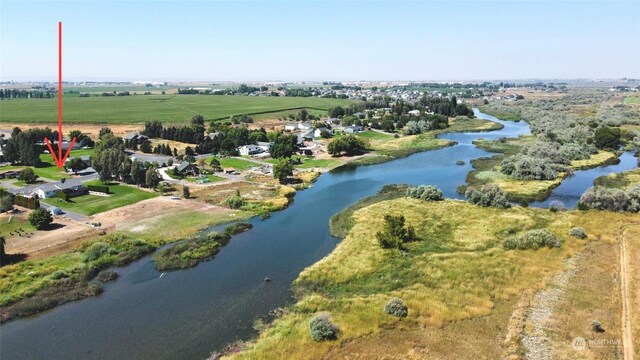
[0,95,354,124]
[228,196,639,359]
[204,157,257,171]
[43,181,158,215]
[624,96,640,105]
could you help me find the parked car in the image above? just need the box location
[50,207,63,215]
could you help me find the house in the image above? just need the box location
[284,123,298,131]
[256,142,272,152]
[344,125,364,134]
[175,161,199,176]
[408,110,421,116]
[123,132,149,144]
[208,132,222,140]
[238,145,264,156]
[314,127,330,138]
[298,122,312,130]
[33,178,85,199]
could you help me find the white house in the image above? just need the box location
[284,123,298,131]
[408,110,421,116]
[314,127,330,138]
[33,178,85,199]
[344,125,364,134]
[238,145,264,156]
[298,122,312,130]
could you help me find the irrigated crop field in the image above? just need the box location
[0,95,354,124]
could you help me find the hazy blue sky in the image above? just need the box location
[1,1,638,82]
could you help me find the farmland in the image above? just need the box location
[0,95,354,124]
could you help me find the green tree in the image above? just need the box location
[64,157,88,174]
[375,214,415,249]
[594,126,621,150]
[327,135,368,156]
[270,133,297,159]
[28,208,53,230]
[145,166,161,189]
[18,168,39,184]
[273,158,294,184]
[140,140,153,153]
[0,194,13,212]
[182,185,190,199]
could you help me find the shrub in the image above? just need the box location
[309,313,339,341]
[97,270,118,282]
[592,320,605,333]
[182,185,190,199]
[503,229,562,250]
[28,208,53,229]
[406,185,444,201]
[578,186,628,212]
[87,184,109,193]
[18,168,39,183]
[569,227,587,239]
[82,242,116,262]
[223,194,246,209]
[376,214,415,249]
[500,154,560,180]
[465,184,511,208]
[384,297,408,318]
[224,222,253,235]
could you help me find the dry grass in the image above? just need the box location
[226,199,639,360]
[570,151,618,170]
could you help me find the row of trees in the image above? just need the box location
[327,135,368,156]
[0,89,56,99]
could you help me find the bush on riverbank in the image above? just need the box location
[309,313,339,341]
[465,184,511,209]
[153,232,231,271]
[224,222,253,235]
[406,185,444,201]
[577,185,640,212]
[503,229,562,250]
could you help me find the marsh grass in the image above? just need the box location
[228,199,638,359]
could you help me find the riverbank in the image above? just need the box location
[595,168,640,189]
[339,116,504,169]
[225,192,639,359]
[463,135,621,203]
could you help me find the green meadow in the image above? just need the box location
[0,95,354,124]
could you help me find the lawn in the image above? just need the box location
[624,96,640,105]
[43,181,158,215]
[0,214,35,239]
[0,149,96,183]
[355,130,395,141]
[205,157,257,171]
[229,197,637,359]
[0,95,354,124]
[262,155,342,169]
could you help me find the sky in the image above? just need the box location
[0,0,638,82]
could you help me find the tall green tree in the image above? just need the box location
[273,158,294,184]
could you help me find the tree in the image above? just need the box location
[145,166,161,189]
[18,168,39,184]
[270,133,298,159]
[0,194,13,212]
[0,236,5,262]
[182,185,190,199]
[327,135,368,156]
[65,157,88,174]
[140,140,153,153]
[375,214,415,249]
[130,160,146,186]
[28,208,53,230]
[273,158,294,184]
[594,126,621,150]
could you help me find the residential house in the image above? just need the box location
[238,145,264,156]
[123,132,149,144]
[408,110,421,116]
[344,125,364,134]
[175,161,199,176]
[208,132,222,140]
[284,123,298,131]
[298,122,312,130]
[256,142,272,152]
[65,155,92,167]
[33,178,85,199]
[314,127,330,138]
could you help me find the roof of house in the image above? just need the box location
[208,132,221,139]
[66,155,91,162]
[176,161,195,173]
[123,132,140,140]
[37,178,84,193]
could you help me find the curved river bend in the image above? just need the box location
[1,110,633,360]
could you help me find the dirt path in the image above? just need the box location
[620,223,637,360]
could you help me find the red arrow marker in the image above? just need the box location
[45,21,76,169]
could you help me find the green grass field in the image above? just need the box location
[0,149,96,182]
[355,130,395,140]
[205,157,257,171]
[0,95,354,124]
[0,214,35,239]
[624,96,640,105]
[43,181,158,215]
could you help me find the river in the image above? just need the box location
[0,109,632,360]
